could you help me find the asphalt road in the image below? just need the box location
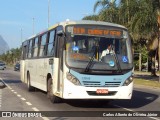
[0,67,160,120]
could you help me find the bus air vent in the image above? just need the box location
[82,81,121,87]
[83,81,101,87]
[105,82,121,87]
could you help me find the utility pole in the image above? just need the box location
[139,53,142,71]
[33,17,35,34]
[21,28,23,44]
[48,0,50,28]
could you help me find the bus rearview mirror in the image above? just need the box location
[57,30,64,36]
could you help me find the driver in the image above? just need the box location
[100,44,114,59]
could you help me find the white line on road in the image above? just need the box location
[149,117,160,120]
[8,86,12,89]
[32,107,50,120]
[114,104,160,120]
[17,94,21,97]
[0,89,2,110]
[21,98,26,101]
[42,117,50,120]
[26,102,32,106]
[114,105,134,112]
[0,78,50,120]
[32,107,39,111]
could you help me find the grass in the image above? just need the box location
[134,78,160,88]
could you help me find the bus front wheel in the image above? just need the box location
[47,78,61,103]
[27,72,35,92]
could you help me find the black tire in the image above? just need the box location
[47,78,62,103]
[27,72,35,92]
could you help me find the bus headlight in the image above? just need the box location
[123,76,133,86]
[66,72,81,85]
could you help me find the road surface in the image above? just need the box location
[0,67,159,120]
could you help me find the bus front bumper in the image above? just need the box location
[63,79,133,99]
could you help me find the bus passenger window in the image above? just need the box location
[47,30,55,56]
[33,37,39,57]
[39,34,47,57]
[28,39,33,58]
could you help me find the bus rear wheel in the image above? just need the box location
[47,78,61,103]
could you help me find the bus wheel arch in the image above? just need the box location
[27,71,35,91]
[47,76,61,103]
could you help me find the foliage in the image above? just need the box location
[83,15,99,21]
[84,0,160,42]
[0,48,21,65]
[83,0,160,73]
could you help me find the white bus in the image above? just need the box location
[20,20,133,103]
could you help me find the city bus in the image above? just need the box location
[20,20,133,103]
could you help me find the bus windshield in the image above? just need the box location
[65,25,133,72]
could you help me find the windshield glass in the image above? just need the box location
[65,25,133,71]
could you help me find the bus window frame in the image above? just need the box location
[28,39,34,58]
[32,37,39,58]
[46,29,56,57]
[22,25,64,60]
[39,33,48,57]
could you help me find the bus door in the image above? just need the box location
[54,26,64,96]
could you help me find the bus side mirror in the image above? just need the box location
[57,30,66,50]
[57,30,64,36]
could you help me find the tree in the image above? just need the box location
[82,15,99,21]
[93,0,119,23]
[0,47,21,65]
[84,0,160,76]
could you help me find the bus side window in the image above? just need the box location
[47,30,55,56]
[28,39,33,58]
[39,34,47,57]
[33,37,39,57]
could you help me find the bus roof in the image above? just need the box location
[25,20,127,41]
[57,20,127,29]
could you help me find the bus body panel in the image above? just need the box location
[20,20,133,101]
[63,80,133,99]
[52,58,59,95]
[20,60,25,82]
[25,58,53,92]
[63,69,133,99]
[52,58,64,98]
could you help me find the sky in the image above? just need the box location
[0,0,98,49]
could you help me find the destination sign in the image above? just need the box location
[72,27,122,37]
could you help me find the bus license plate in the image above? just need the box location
[96,89,108,94]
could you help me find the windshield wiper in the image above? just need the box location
[110,46,123,74]
[84,48,97,72]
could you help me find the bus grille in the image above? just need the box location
[83,81,101,87]
[105,82,121,87]
[83,81,121,87]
